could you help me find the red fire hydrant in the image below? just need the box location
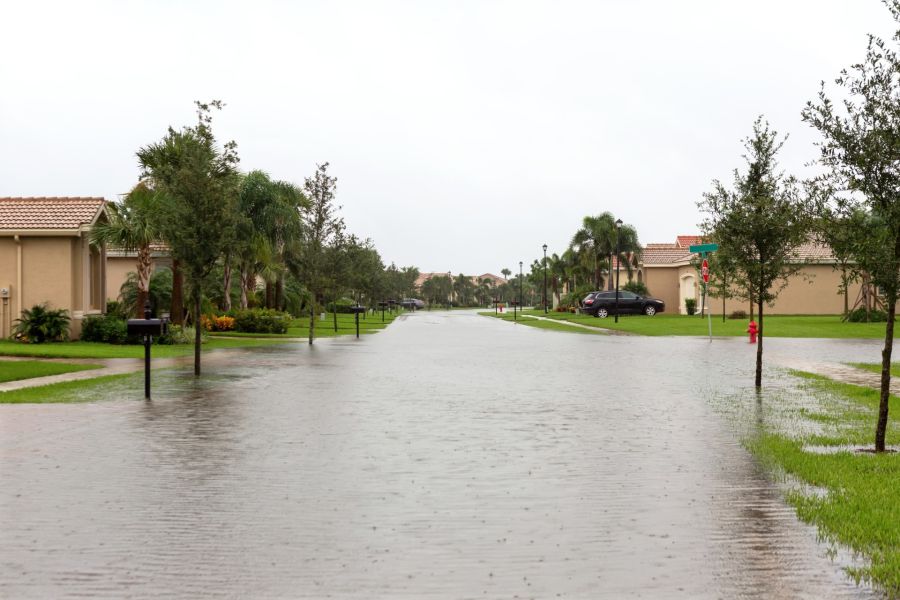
[747,320,758,344]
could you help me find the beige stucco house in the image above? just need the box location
[106,243,172,303]
[637,236,863,315]
[0,197,108,338]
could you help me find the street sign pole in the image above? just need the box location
[690,244,718,344]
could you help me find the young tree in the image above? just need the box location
[698,118,809,388]
[90,182,164,317]
[290,163,344,345]
[137,100,240,375]
[803,1,900,451]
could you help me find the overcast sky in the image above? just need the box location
[1,1,894,275]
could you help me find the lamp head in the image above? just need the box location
[615,218,623,227]
[542,244,548,252]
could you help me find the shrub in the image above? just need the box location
[105,300,127,319]
[158,324,204,345]
[622,280,649,296]
[326,298,355,314]
[684,298,697,316]
[81,314,129,344]
[846,307,888,323]
[231,308,290,334]
[13,304,70,343]
[729,310,748,320]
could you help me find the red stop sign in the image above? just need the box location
[701,259,710,283]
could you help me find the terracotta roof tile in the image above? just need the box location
[676,235,703,248]
[642,244,693,265]
[0,197,106,230]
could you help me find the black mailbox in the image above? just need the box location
[127,319,168,337]
[349,305,366,314]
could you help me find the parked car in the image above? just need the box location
[581,290,665,318]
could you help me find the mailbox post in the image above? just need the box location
[377,301,388,322]
[350,305,366,338]
[127,301,168,399]
[509,299,520,321]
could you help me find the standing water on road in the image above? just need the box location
[0,311,887,598]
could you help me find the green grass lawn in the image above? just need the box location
[747,372,900,595]
[507,311,897,339]
[0,360,102,383]
[0,337,293,359]
[479,312,606,335]
[0,372,138,404]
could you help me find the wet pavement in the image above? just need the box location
[0,311,889,599]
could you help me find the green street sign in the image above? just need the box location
[689,243,719,254]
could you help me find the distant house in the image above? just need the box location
[635,236,863,315]
[0,197,108,338]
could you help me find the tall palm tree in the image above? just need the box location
[501,268,511,280]
[90,182,164,317]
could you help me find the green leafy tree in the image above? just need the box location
[803,2,900,451]
[137,100,240,375]
[698,118,810,388]
[90,182,164,317]
[289,163,344,344]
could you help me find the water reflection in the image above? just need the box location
[0,312,886,598]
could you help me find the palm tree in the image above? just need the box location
[570,213,617,290]
[501,268,511,280]
[90,182,164,317]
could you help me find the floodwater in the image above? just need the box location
[0,311,888,599]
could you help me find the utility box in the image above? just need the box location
[0,287,9,298]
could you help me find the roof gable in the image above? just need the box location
[0,197,107,231]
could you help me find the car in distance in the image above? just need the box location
[581,291,665,318]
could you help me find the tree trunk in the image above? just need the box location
[171,259,184,325]
[308,293,316,345]
[607,254,614,291]
[265,282,275,309]
[842,267,849,316]
[275,274,285,311]
[755,298,764,389]
[333,296,338,332]
[749,300,754,322]
[222,259,232,312]
[239,266,249,309]
[194,289,202,376]
[875,295,896,452]
[136,245,152,317]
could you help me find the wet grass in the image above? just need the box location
[515,311,896,339]
[850,362,900,378]
[0,360,102,383]
[0,337,292,359]
[0,372,139,403]
[479,312,606,335]
[747,371,900,596]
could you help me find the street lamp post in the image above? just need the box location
[614,218,623,323]
[519,261,523,310]
[447,270,452,309]
[542,243,548,314]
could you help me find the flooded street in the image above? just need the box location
[0,311,887,599]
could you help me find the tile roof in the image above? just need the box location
[676,235,703,248]
[0,197,106,231]
[642,243,693,265]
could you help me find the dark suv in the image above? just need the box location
[581,291,665,318]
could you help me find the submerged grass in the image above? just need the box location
[0,337,293,359]
[0,372,139,404]
[746,370,900,596]
[850,362,900,378]
[0,360,101,383]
